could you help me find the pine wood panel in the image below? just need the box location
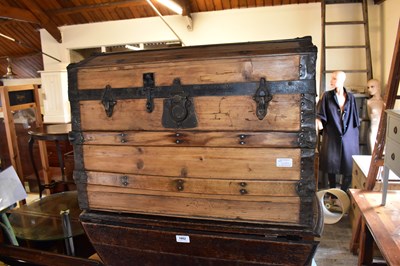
[76,56,300,89]
[79,95,301,131]
[86,171,299,196]
[86,183,300,202]
[82,131,300,147]
[83,145,301,180]
[86,185,301,223]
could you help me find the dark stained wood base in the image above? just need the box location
[81,211,319,266]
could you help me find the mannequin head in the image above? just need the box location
[367,79,381,98]
[330,71,346,89]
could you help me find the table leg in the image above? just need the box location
[28,136,43,199]
[0,213,18,246]
[381,165,389,206]
[60,209,75,256]
[54,140,66,182]
[38,140,51,196]
[358,218,374,265]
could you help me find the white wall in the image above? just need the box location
[2,1,397,91]
[37,0,398,96]
[42,3,322,84]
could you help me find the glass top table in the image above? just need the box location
[7,191,83,242]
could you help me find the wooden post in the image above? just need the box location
[350,19,400,254]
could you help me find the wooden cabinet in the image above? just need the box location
[351,155,400,191]
[382,109,400,205]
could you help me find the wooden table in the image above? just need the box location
[349,189,400,265]
[28,123,71,198]
[7,191,83,256]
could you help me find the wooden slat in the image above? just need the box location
[77,56,300,89]
[0,6,39,24]
[86,184,301,202]
[83,145,301,179]
[48,0,146,15]
[86,171,299,196]
[79,95,301,131]
[86,186,301,223]
[82,131,300,147]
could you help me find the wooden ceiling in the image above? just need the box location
[0,0,383,79]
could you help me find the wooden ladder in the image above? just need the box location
[350,20,400,255]
[320,0,373,97]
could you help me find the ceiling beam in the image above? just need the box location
[20,0,62,43]
[0,6,39,24]
[177,0,193,31]
[178,0,192,17]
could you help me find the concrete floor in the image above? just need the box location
[314,215,359,266]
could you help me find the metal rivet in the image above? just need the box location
[121,176,129,186]
[240,182,247,187]
[239,141,245,145]
[177,179,184,191]
[176,139,181,144]
[176,133,180,137]
[240,189,248,195]
[240,134,246,139]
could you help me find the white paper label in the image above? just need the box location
[176,235,190,243]
[276,158,293,168]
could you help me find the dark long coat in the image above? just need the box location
[317,88,360,176]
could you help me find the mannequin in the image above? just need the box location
[366,79,385,154]
[316,71,360,191]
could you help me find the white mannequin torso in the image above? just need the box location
[366,79,385,153]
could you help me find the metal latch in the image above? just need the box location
[143,73,155,113]
[253,78,272,120]
[101,85,117,117]
[162,78,198,128]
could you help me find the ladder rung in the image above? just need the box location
[325,21,366,25]
[324,70,369,74]
[326,45,368,49]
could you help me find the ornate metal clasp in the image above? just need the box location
[101,85,117,117]
[162,78,198,128]
[253,78,272,120]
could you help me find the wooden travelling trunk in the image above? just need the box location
[68,36,323,265]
